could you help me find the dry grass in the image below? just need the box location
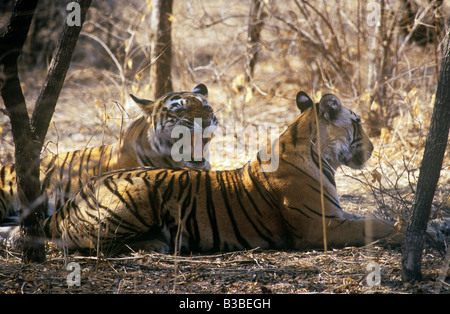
[0,243,448,294]
[0,0,449,294]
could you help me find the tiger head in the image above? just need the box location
[295,91,373,170]
[129,84,218,169]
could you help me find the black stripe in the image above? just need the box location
[177,170,191,201]
[180,180,192,218]
[233,170,262,215]
[0,165,6,185]
[0,193,7,212]
[195,170,202,192]
[287,206,312,219]
[154,170,168,188]
[307,184,341,210]
[77,149,88,186]
[350,120,360,146]
[186,197,200,250]
[141,177,162,228]
[280,157,319,184]
[136,126,156,167]
[134,119,148,161]
[41,155,58,191]
[105,177,152,229]
[246,161,277,210]
[256,153,279,206]
[303,204,338,219]
[290,119,299,147]
[162,175,175,202]
[310,146,336,187]
[82,180,148,234]
[216,171,251,249]
[62,151,78,198]
[0,165,15,198]
[85,147,95,176]
[185,171,202,251]
[204,172,220,250]
[230,170,275,243]
[104,145,114,171]
[278,213,303,241]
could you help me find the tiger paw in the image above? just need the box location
[129,239,171,253]
[0,225,23,250]
[426,218,449,253]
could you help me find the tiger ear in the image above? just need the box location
[130,94,155,115]
[296,91,313,113]
[318,94,342,122]
[192,84,208,98]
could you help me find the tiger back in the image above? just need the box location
[0,84,218,222]
[42,91,414,255]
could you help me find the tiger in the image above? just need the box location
[0,84,218,223]
[36,90,418,256]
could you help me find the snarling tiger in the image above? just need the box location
[0,84,218,223]
[37,91,414,255]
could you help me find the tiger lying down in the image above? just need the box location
[0,84,217,223]
[29,90,442,256]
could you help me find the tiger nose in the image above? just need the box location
[367,141,374,157]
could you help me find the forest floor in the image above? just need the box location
[1,0,449,294]
[0,240,448,294]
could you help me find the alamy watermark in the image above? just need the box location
[66,262,81,287]
[66,2,81,26]
[366,2,381,27]
[366,262,381,287]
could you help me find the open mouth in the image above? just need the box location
[185,135,211,169]
[189,134,212,162]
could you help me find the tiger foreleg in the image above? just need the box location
[333,216,404,247]
[129,239,171,253]
[325,215,447,250]
[299,216,404,249]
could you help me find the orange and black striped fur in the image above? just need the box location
[42,92,404,254]
[0,84,217,223]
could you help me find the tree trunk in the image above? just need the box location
[401,30,450,282]
[32,0,92,144]
[0,0,42,263]
[150,0,173,99]
[246,0,266,83]
[0,0,92,263]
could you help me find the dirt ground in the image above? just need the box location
[0,241,448,294]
